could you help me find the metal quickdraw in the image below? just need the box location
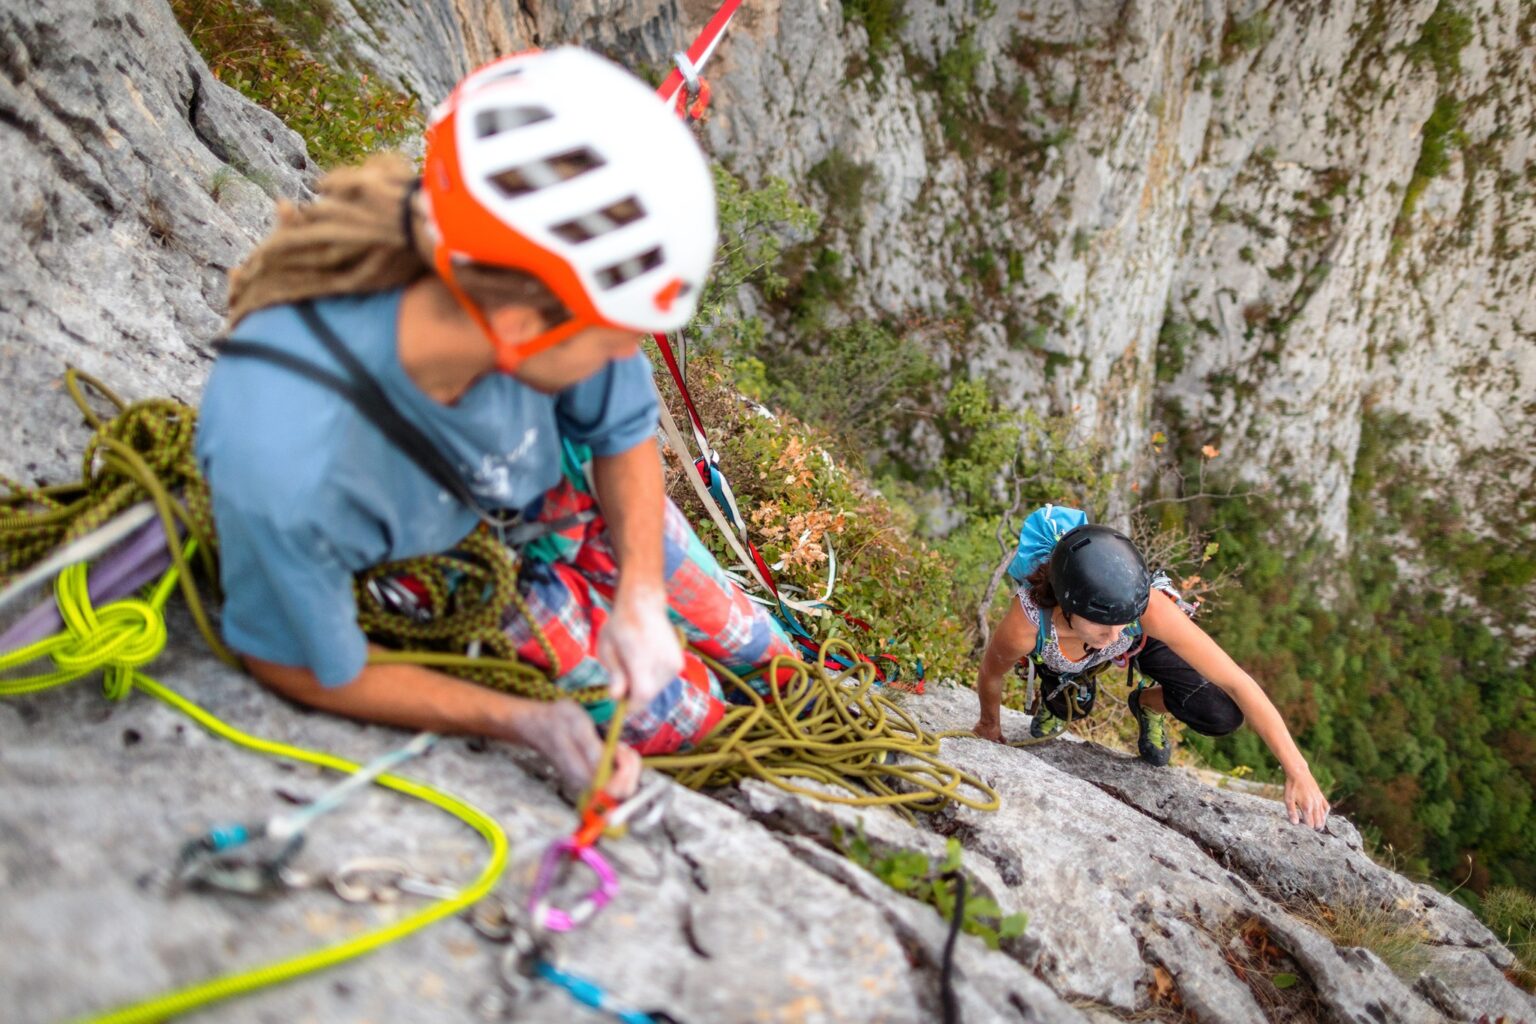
[330,856,460,903]
[174,731,438,896]
[657,0,741,119]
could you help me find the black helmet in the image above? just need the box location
[1048,524,1150,624]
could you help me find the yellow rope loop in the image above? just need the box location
[0,541,512,1024]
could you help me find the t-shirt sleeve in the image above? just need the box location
[212,496,370,687]
[553,351,659,456]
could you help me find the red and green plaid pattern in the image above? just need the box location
[503,481,798,755]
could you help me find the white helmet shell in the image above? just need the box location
[431,47,717,334]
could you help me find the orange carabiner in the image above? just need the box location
[572,789,620,850]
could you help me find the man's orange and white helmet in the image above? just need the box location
[423,47,717,370]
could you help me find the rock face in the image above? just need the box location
[0,0,313,487]
[2,1,1534,1023]
[692,0,1536,551]
[315,0,1536,553]
[6,641,1534,1024]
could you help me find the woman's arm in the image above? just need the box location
[1141,591,1330,827]
[244,651,640,796]
[973,597,1040,741]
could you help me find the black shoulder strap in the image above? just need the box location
[218,301,503,527]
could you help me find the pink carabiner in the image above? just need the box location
[528,837,619,932]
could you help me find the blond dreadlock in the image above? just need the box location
[227,152,566,328]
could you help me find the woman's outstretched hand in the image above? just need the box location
[1284,767,1331,829]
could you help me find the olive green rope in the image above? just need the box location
[354,528,609,704]
[1,370,228,663]
[2,371,1000,817]
[650,639,999,820]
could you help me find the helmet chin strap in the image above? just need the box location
[433,248,588,373]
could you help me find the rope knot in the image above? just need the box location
[52,563,167,701]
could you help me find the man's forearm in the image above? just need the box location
[591,437,667,596]
[245,649,538,741]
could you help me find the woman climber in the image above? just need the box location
[196,49,798,798]
[971,506,1331,829]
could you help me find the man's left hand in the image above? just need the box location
[597,586,683,707]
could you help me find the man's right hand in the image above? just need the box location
[508,699,640,798]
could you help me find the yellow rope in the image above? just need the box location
[3,372,1000,817]
[0,551,509,1024]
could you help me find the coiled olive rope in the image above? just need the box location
[2,370,999,815]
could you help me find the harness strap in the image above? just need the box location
[219,301,510,532]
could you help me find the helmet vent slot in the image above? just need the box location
[595,247,663,289]
[475,106,553,138]
[488,147,606,199]
[551,197,646,244]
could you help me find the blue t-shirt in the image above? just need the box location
[195,291,659,685]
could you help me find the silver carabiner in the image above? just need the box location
[672,51,702,98]
[331,857,456,903]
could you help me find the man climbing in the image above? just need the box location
[971,507,1331,829]
[197,49,798,798]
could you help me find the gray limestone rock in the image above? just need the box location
[0,0,312,487]
[2,1,1534,1022]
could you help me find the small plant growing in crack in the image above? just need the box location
[206,165,238,203]
[1304,900,1433,980]
[834,821,1027,950]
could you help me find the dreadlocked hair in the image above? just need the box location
[227,152,568,328]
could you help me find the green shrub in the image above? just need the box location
[933,31,986,154]
[693,165,820,348]
[841,0,907,62]
[1156,316,1195,382]
[838,825,1027,949]
[810,152,876,227]
[171,0,419,168]
[1224,12,1275,54]
[1407,1,1474,83]
[1399,94,1466,223]
[655,349,973,680]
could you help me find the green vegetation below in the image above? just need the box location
[171,0,419,169]
[1184,413,1535,897]
[689,164,1534,937]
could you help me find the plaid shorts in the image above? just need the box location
[502,479,798,755]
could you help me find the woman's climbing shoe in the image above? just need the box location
[1128,689,1172,767]
[1029,706,1065,739]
